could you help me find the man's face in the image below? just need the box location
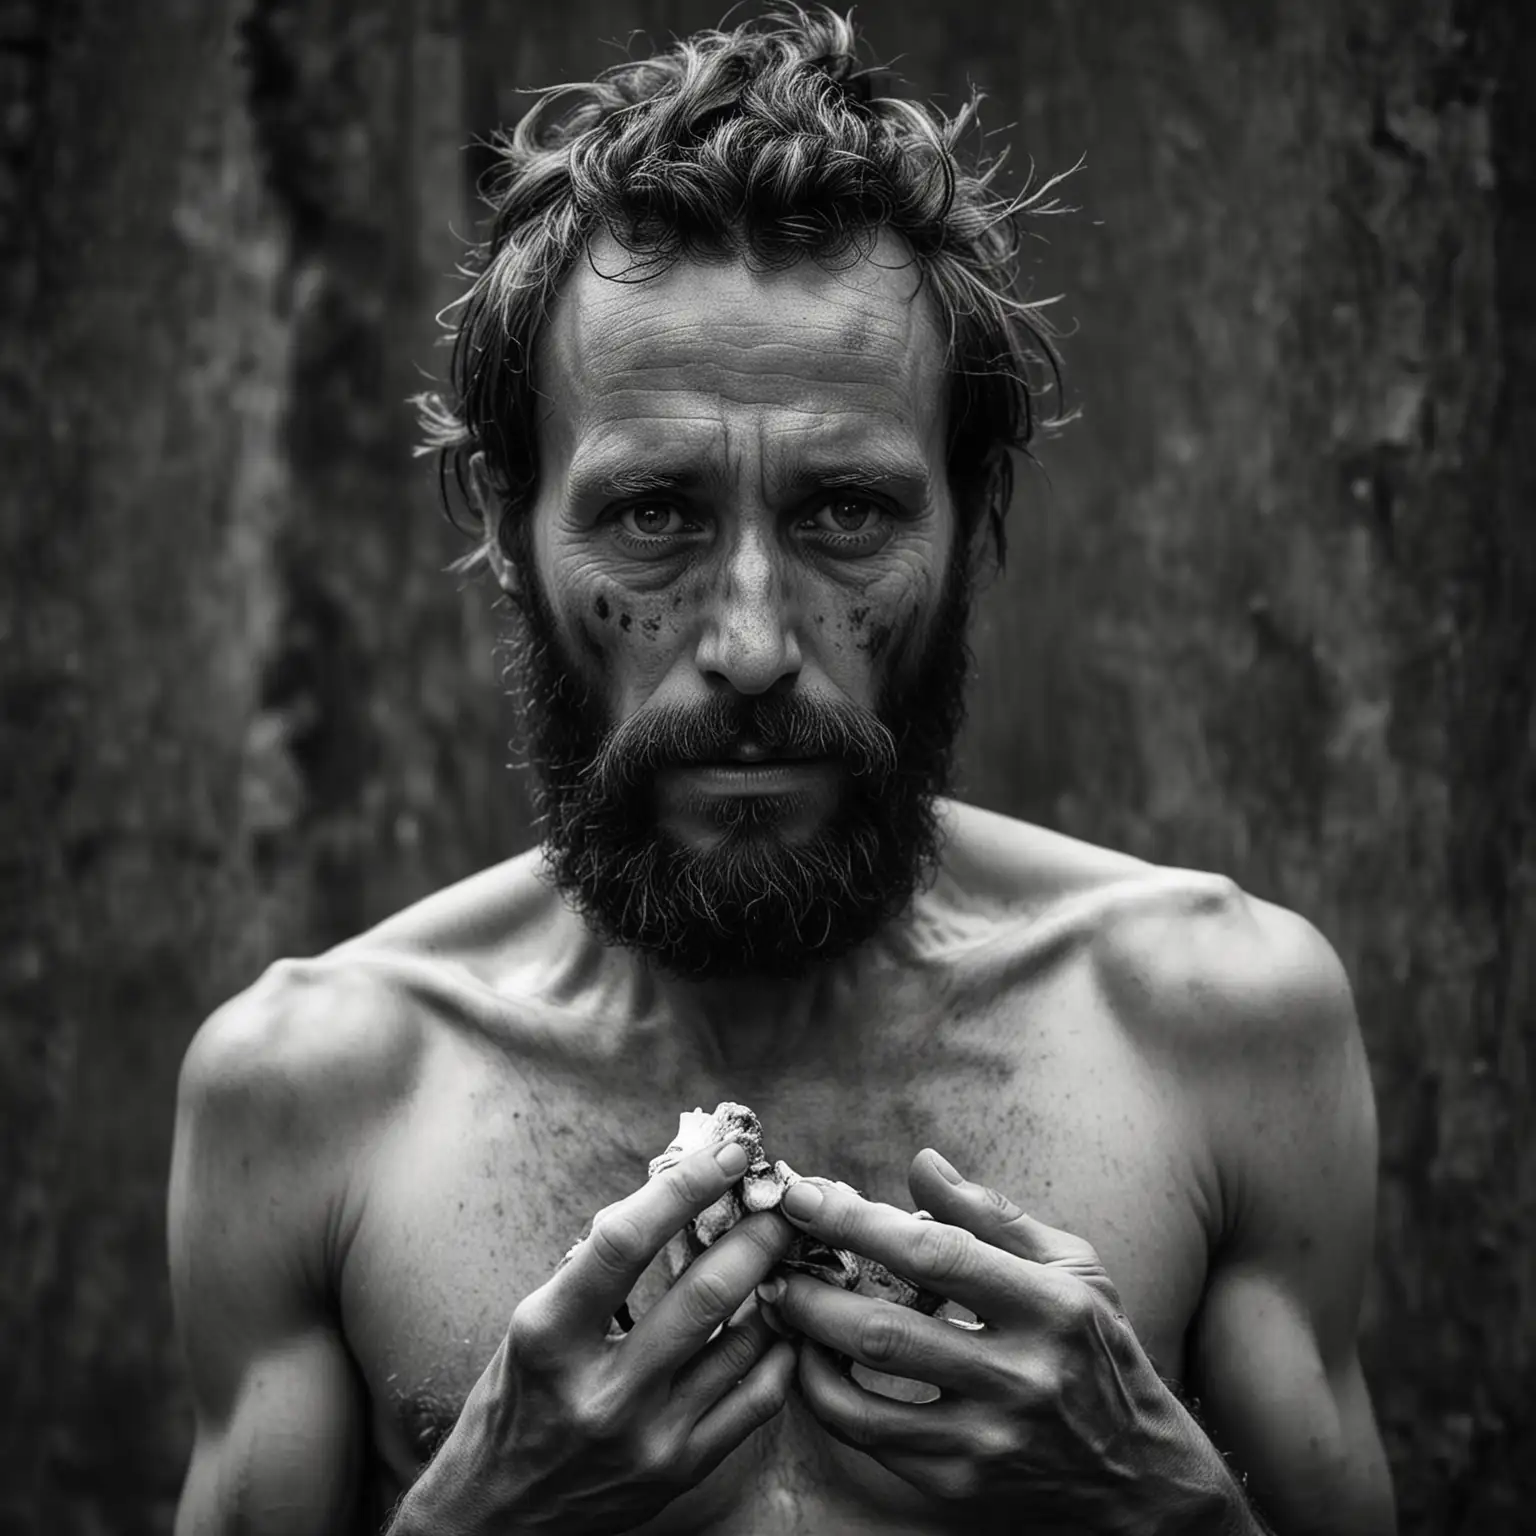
[487,234,979,982]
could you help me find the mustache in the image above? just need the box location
[580,691,899,797]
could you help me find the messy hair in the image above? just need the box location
[416,4,1074,579]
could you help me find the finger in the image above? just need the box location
[908,1150,1097,1267]
[908,1151,1123,1306]
[796,1342,976,1457]
[770,1273,999,1397]
[669,1304,779,1411]
[684,1336,796,1482]
[544,1140,752,1333]
[624,1211,797,1384]
[776,1177,1030,1321]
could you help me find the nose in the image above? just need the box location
[693,526,803,697]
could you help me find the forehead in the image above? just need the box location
[533,232,950,469]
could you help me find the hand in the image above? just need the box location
[391,1139,797,1536]
[759,1150,1244,1534]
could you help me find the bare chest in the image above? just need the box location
[339,972,1215,1532]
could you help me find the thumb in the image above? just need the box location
[908,1149,1121,1304]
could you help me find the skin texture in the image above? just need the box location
[168,243,1397,1535]
[478,231,976,997]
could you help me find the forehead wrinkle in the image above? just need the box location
[555,246,940,391]
[583,315,931,405]
[560,375,930,488]
[588,379,921,438]
[537,247,950,495]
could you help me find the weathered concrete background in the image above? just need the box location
[1,1,1530,1532]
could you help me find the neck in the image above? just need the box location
[527,799,980,1073]
[533,878,930,1074]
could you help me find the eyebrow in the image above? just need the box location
[564,449,933,506]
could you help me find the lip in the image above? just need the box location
[676,759,837,793]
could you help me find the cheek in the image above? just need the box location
[835,571,934,667]
[572,578,681,679]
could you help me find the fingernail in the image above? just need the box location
[781,1182,823,1222]
[927,1150,963,1185]
[757,1277,786,1306]
[715,1141,749,1176]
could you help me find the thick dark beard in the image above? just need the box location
[495,535,977,982]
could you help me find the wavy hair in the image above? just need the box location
[416,4,1075,579]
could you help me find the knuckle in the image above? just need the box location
[735,1209,795,1265]
[1075,1236,1106,1268]
[588,1208,650,1273]
[933,1461,984,1503]
[856,1306,909,1367]
[508,1296,561,1370]
[634,1424,687,1481]
[713,1322,765,1381]
[671,1154,721,1207]
[680,1264,738,1330]
[1025,1351,1064,1402]
[839,1397,882,1449]
[749,1353,793,1421]
[570,1382,629,1443]
[973,1417,1024,1464]
[912,1221,972,1283]
[1050,1274,1098,1330]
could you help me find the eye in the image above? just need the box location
[618,502,692,540]
[803,495,889,543]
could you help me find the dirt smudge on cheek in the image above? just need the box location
[863,621,894,660]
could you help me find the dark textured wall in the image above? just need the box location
[2,2,1531,1533]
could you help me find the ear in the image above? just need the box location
[468,450,522,599]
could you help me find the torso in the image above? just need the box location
[323,801,1227,1534]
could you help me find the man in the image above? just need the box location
[168,8,1396,1533]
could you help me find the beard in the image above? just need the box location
[495,528,978,982]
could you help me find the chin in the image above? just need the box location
[539,782,949,983]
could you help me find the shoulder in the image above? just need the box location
[937,801,1358,1055]
[946,803,1371,1189]
[172,954,431,1290]
[1086,868,1371,1156]
[1081,869,1377,1264]
[176,953,425,1142]
[1087,867,1358,1064]
[938,802,1354,1043]
[176,846,559,1153]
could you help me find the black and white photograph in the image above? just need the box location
[3,3,1532,1533]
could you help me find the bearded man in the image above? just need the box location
[168,8,1397,1534]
